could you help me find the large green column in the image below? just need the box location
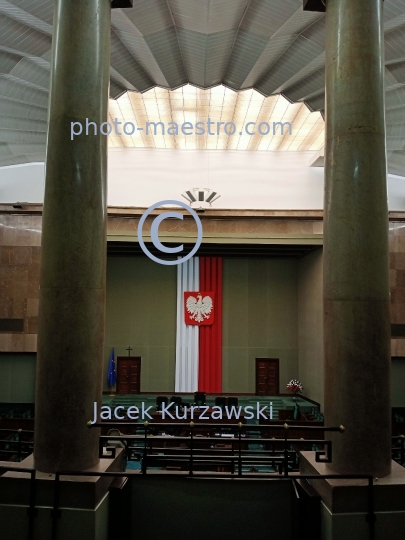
[34,0,110,473]
[323,0,391,476]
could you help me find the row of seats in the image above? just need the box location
[0,404,34,419]
[0,431,34,462]
[156,393,239,411]
[214,396,239,408]
[310,407,324,422]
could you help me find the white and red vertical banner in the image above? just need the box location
[175,257,199,392]
[198,257,222,393]
[175,256,222,393]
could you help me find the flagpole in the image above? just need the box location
[108,347,116,397]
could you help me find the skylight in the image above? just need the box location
[108,85,325,152]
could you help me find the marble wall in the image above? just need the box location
[1,210,405,358]
[390,222,405,356]
[0,215,41,352]
[107,212,324,236]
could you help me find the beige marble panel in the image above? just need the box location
[10,334,25,352]
[0,334,12,350]
[24,333,37,352]
[27,281,40,299]
[26,298,39,317]
[391,339,405,356]
[395,253,405,269]
[395,303,405,322]
[389,224,405,326]
[313,221,324,234]
[0,228,41,351]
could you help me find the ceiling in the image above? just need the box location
[0,0,404,175]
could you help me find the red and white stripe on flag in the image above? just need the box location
[184,292,215,325]
[199,258,222,393]
[175,257,222,393]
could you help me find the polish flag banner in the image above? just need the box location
[184,292,215,325]
[176,257,222,392]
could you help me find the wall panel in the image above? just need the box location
[105,257,177,392]
[222,258,299,393]
[0,353,36,402]
[298,248,324,406]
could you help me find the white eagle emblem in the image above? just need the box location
[186,293,213,323]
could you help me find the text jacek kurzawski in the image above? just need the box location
[91,402,273,423]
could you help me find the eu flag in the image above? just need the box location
[108,348,116,387]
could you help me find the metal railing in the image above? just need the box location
[48,470,375,540]
[0,465,37,540]
[91,420,345,476]
[0,462,377,540]
[0,422,376,540]
[392,434,405,466]
[0,428,34,462]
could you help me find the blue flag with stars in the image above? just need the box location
[108,348,116,387]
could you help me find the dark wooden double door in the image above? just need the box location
[117,357,141,394]
[256,358,279,395]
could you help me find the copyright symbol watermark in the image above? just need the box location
[137,200,203,266]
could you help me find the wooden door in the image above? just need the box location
[117,357,141,394]
[256,358,279,395]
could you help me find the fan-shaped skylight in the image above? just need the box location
[108,85,325,151]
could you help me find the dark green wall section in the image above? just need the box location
[105,257,177,392]
[130,476,293,540]
[298,249,324,407]
[0,353,36,402]
[223,259,299,393]
[105,256,299,394]
[392,358,405,407]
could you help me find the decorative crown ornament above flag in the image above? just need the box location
[184,292,214,325]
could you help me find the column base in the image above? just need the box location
[0,449,124,540]
[300,451,405,540]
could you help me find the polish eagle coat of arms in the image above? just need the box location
[184,292,215,325]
